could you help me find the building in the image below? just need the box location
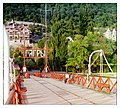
[103,28,117,41]
[5,21,31,47]
[5,20,46,48]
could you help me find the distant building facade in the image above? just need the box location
[103,28,117,41]
[5,21,31,47]
[5,20,46,48]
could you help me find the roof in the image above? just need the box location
[13,64,20,70]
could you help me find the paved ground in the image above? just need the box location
[23,75,116,105]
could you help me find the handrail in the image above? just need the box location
[5,88,15,104]
[89,75,116,79]
[5,73,27,104]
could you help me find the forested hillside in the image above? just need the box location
[3,3,117,28]
[4,3,117,72]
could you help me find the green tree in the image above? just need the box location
[79,4,94,36]
[26,59,36,71]
[66,34,89,72]
[66,31,117,73]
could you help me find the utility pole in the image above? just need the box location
[45,3,48,72]
[23,25,26,67]
[43,3,52,73]
[12,19,16,82]
[22,24,27,73]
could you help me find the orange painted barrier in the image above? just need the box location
[110,81,117,93]
[14,80,27,104]
[24,72,30,78]
[86,76,116,94]
[33,72,117,94]
[33,72,43,78]
[5,73,27,104]
[14,84,19,104]
[68,75,87,87]
[50,72,65,80]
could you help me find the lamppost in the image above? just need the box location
[11,20,17,82]
[23,25,27,72]
[66,36,74,72]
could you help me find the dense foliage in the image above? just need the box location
[3,3,117,28]
[66,32,117,73]
[5,3,117,72]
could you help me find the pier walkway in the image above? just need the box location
[23,75,116,105]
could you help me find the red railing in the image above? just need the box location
[23,72,30,78]
[5,74,27,104]
[33,72,117,94]
[68,74,117,94]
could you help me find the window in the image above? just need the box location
[10,36,13,41]
[15,31,18,35]
[20,32,23,35]
[20,37,23,40]
[25,32,28,35]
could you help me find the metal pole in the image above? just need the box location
[9,58,13,85]
[87,50,102,87]
[12,20,16,82]
[45,3,48,72]
[103,52,113,73]
[40,4,52,73]
[86,73,89,87]
[13,62,16,82]
[100,51,103,75]
[88,50,102,76]
[12,20,15,42]
[23,25,26,67]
